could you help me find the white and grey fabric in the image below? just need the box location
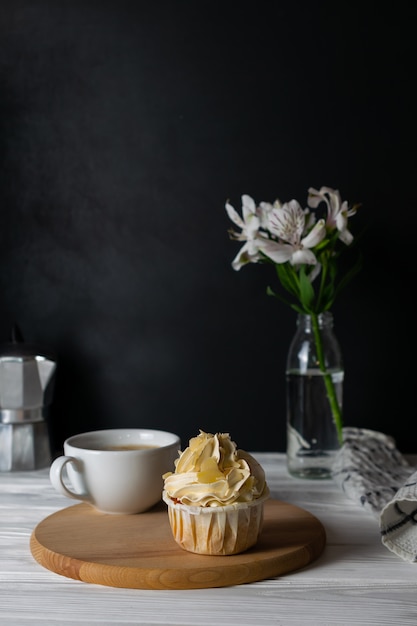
[332,427,417,563]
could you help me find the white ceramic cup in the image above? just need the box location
[49,428,181,514]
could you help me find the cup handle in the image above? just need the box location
[49,455,90,503]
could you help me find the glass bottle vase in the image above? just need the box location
[286,311,343,479]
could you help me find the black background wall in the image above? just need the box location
[1,1,416,454]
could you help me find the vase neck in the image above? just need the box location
[296,311,334,331]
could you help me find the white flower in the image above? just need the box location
[225,194,260,241]
[224,185,360,315]
[258,199,282,230]
[225,195,266,270]
[260,200,326,267]
[307,186,356,245]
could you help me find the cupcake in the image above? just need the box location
[162,430,270,555]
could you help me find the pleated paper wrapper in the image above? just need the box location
[162,489,270,555]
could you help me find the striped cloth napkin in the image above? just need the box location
[332,427,417,563]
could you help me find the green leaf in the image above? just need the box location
[299,266,315,309]
[266,285,298,309]
[275,263,299,298]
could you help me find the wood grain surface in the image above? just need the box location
[30,498,326,590]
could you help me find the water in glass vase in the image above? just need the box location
[286,368,343,479]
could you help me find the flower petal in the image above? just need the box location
[338,228,354,245]
[258,239,294,264]
[268,200,305,243]
[225,202,244,229]
[301,218,326,248]
[291,248,317,266]
[231,242,262,270]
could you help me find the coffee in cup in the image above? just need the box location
[49,428,181,514]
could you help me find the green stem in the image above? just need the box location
[310,312,344,446]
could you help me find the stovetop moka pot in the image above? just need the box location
[0,325,56,471]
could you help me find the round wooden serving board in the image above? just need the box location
[30,499,326,590]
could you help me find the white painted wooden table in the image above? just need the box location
[1,452,417,626]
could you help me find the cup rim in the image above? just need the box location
[64,428,181,452]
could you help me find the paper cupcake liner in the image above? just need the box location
[162,489,270,555]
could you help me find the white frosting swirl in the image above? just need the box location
[163,430,268,507]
